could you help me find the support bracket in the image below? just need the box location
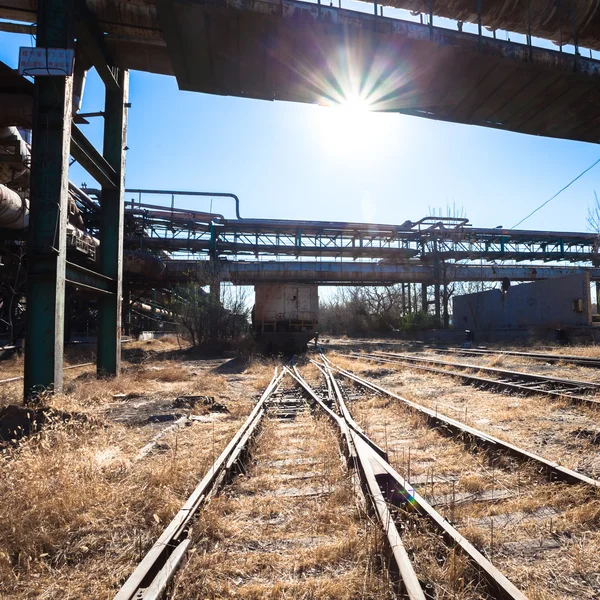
[71,124,118,189]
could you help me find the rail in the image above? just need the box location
[439,347,600,369]
[352,351,600,409]
[0,362,95,385]
[299,359,528,600]
[324,354,600,488]
[113,367,285,600]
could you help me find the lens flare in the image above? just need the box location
[317,91,379,155]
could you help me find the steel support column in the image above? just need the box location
[97,69,128,376]
[24,0,75,398]
[421,284,428,313]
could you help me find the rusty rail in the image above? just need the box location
[112,367,285,600]
[326,355,600,489]
[0,362,95,385]
[438,347,600,369]
[287,365,425,600]
[353,351,600,409]
[299,360,528,600]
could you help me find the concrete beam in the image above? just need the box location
[162,260,600,285]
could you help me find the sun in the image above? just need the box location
[342,92,372,114]
[316,92,380,156]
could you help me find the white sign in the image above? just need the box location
[18,47,75,76]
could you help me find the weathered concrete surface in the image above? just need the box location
[3,0,600,142]
[453,274,593,330]
[161,260,600,286]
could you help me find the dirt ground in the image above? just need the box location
[0,337,276,600]
[2,337,600,598]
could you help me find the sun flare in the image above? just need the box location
[317,92,379,155]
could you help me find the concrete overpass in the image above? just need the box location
[3,0,600,141]
[161,259,600,284]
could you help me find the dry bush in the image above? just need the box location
[0,413,246,599]
[135,366,190,382]
[243,356,278,391]
[461,474,486,493]
[190,372,227,393]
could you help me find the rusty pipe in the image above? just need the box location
[0,184,28,229]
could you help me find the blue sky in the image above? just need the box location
[1,16,599,233]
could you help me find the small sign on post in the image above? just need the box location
[18,47,75,76]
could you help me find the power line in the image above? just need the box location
[512,156,600,229]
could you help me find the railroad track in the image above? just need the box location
[318,355,600,598]
[322,355,599,488]
[350,350,600,408]
[437,347,600,368]
[112,362,538,600]
[0,361,95,385]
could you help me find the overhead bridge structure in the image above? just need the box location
[2,0,600,397]
[111,204,600,268]
[3,0,600,141]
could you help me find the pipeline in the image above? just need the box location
[0,184,28,230]
[0,127,29,185]
[123,250,166,279]
[0,189,165,279]
[0,187,85,232]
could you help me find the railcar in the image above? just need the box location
[252,284,318,354]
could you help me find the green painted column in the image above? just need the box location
[97,70,128,376]
[24,0,75,398]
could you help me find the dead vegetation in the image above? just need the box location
[173,410,395,599]
[0,340,276,599]
[339,349,600,479]
[334,365,600,599]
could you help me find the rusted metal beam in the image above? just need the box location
[70,125,118,190]
[23,0,75,398]
[97,69,128,377]
[73,0,120,91]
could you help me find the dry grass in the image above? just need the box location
[135,365,191,382]
[330,356,600,599]
[0,341,272,599]
[172,411,395,599]
[335,351,600,480]
[0,414,246,599]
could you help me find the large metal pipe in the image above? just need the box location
[0,184,28,229]
[161,260,600,285]
[124,250,166,279]
[0,127,30,184]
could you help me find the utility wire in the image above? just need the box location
[512,156,600,229]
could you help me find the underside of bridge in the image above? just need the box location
[3,0,600,141]
[2,0,600,398]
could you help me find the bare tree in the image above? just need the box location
[587,191,600,233]
[171,280,249,347]
[319,285,437,334]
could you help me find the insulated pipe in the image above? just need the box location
[123,250,166,279]
[0,127,30,184]
[0,184,28,229]
[124,189,242,219]
[0,188,85,231]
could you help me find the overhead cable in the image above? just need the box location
[512,156,600,229]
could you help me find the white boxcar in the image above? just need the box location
[252,284,318,353]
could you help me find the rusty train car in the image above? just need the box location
[252,284,318,354]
